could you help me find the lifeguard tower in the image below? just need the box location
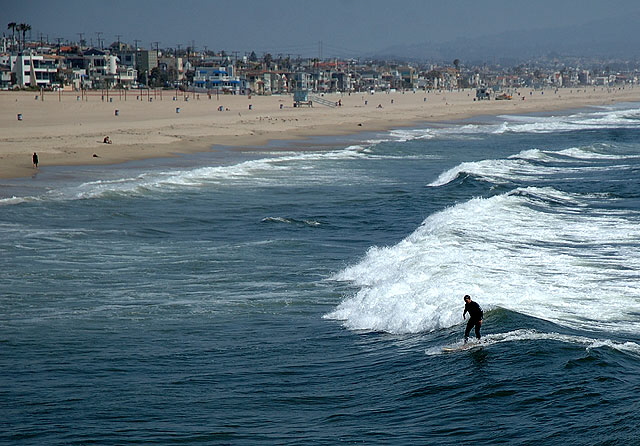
[475,87,491,100]
[293,89,313,107]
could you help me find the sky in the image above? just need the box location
[4,0,640,58]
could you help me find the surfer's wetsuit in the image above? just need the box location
[464,301,483,341]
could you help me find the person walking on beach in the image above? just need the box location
[463,295,483,343]
[32,152,39,168]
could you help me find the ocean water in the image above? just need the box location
[2,103,640,445]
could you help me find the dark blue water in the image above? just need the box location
[2,105,640,445]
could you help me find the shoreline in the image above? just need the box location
[2,87,639,180]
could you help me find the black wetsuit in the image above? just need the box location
[464,301,483,341]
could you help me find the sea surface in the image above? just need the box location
[2,103,640,445]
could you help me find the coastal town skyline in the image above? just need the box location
[5,0,640,60]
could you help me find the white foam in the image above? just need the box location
[261,216,322,227]
[493,107,640,133]
[555,146,634,160]
[0,196,30,206]
[326,187,640,335]
[398,106,640,138]
[375,105,640,147]
[427,158,535,186]
[387,128,436,141]
[427,145,635,187]
[1,146,370,204]
[425,329,640,356]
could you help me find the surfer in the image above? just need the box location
[463,295,483,343]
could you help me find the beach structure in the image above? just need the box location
[293,89,311,107]
[476,87,491,100]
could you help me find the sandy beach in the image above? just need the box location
[1,86,639,179]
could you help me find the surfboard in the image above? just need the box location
[442,342,483,353]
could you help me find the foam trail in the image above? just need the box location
[425,329,640,356]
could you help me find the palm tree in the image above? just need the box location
[22,23,32,51]
[7,22,16,50]
[16,23,25,51]
[263,53,273,70]
[17,23,31,52]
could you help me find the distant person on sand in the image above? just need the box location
[103,136,112,144]
[463,295,483,343]
[32,152,38,168]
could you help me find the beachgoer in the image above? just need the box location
[32,152,39,168]
[462,295,483,343]
[103,136,112,144]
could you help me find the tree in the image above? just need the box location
[263,53,273,69]
[425,69,442,80]
[453,59,460,71]
[166,65,179,84]
[7,22,16,50]
[248,51,258,62]
[148,67,169,88]
[16,23,31,52]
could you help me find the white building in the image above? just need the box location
[80,49,137,88]
[11,53,59,88]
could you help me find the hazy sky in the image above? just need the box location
[4,0,640,57]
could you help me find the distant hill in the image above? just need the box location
[371,12,640,64]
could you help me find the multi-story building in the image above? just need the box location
[136,50,158,76]
[11,53,59,88]
[158,55,185,86]
[578,70,590,85]
[193,66,242,93]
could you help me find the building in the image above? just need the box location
[117,50,137,68]
[193,66,242,93]
[578,70,590,85]
[136,49,158,76]
[398,66,417,89]
[11,53,59,88]
[158,55,185,86]
[289,72,313,92]
[0,65,12,89]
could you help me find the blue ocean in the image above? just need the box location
[2,103,640,445]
